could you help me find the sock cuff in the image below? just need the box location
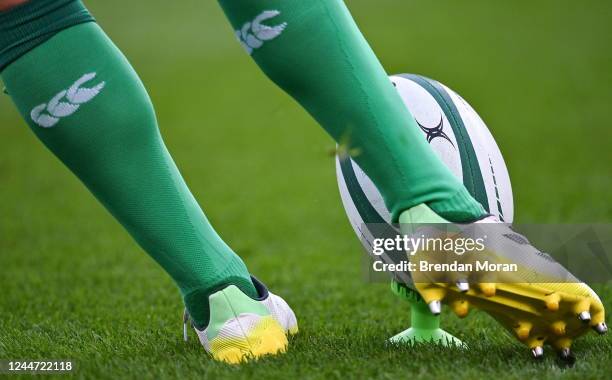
[0,0,95,73]
[426,188,488,223]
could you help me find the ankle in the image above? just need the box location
[184,276,258,329]
[426,189,487,223]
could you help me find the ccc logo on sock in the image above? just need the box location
[31,73,106,128]
[236,10,287,55]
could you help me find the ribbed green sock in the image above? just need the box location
[218,0,486,222]
[1,3,257,328]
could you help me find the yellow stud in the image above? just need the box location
[572,297,591,315]
[526,335,546,349]
[451,299,469,318]
[544,293,560,311]
[550,321,566,336]
[514,322,532,341]
[479,283,496,297]
[414,284,447,305]
[550,337,572,351]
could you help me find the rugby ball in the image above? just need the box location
[336,74,513,252]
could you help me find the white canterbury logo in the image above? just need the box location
[31,72,106,128]
[236,10,287,55]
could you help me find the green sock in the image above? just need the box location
[0,1,257,328]
[218,0,486,222]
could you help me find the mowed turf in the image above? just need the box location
[1,0,611,378]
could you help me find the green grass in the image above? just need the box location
[1,0,611,378]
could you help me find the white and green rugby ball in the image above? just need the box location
[336,74,513,250]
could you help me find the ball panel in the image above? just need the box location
[335,73,515,254]
[351,159,391,223]
[442,85,514,222]
[335,155,382,254]
[391,76,463,180]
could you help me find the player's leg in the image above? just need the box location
[218,0,485,223]
[0,0,295,363]
[216,0,606,358]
